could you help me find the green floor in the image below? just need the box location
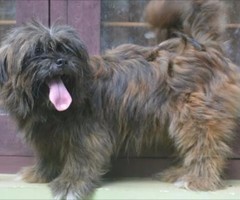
[0,174,239,199]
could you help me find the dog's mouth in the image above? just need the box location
[47,76,72,112]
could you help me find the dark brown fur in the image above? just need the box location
[144,0,227,46]
[0,0,240,199]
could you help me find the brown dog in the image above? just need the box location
[0,0,239,199]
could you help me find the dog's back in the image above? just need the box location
[144,0,227,47]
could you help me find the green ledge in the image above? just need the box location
[0,174,239,200]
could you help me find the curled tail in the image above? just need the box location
[144,0,227,46]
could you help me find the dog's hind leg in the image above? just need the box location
[157,94,236,191]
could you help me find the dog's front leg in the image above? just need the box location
[17,139,64,183]
[49,129,113,200]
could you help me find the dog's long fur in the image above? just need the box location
[0,0,240,199]
[144,0,227,46]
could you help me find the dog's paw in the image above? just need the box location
[17,166,48,183]
[54,191,80,200]
[174,176,225,191]
[174,179,190,190]
[153,166,187,183]
[50,178,94,200]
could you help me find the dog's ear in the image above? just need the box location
[0,52,9,85]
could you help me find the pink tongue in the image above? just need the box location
[48,78,72,111]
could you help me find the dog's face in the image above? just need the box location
[0,21,90,116]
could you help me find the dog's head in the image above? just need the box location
[0,21,90,117]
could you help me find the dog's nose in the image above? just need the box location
[56,58,67,67]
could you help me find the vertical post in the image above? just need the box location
[50,0,68,25]
[67,1,101,55]
[16,0,49,26]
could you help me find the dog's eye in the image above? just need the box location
[56,43,69,54]
[35,47,44,55]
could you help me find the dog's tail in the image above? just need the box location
[144,0,227,46]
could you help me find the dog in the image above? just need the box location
[0,0,240,199]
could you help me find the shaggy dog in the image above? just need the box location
[0,0,239,199]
